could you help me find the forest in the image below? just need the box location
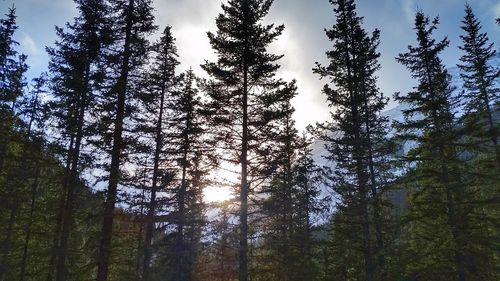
[0,0,498,281]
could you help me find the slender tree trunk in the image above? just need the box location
[135,179,148,280]
[19,93,41,281]
[239,65,249,281]
[96,1,134,280]
[358,164,373,281]
[142,69,167,281]
[174,89,193,280]
[304,193,313,279]
[176,142,189,280]
[363,98,386,281]
[442,162,467,281]
[56,59,91,281]
[352,88,373,281]
[19,167,40,281]
[47,136,74,281]
[281,117,293,281]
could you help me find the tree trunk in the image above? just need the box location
[363,98,386,281]
[56,57,91,281]
[96,1,134,280]
[442,163,467,281]
[46,136,74,281]
[19,167,40,281]
[135,205,144,281]
[239,65,249,281]
[142,67,167,281]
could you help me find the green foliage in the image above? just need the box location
[395,10,499,281]
[313,0,397,280]
[0,2,499,281]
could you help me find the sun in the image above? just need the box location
[203,185,234,203]
[203,163,239,203]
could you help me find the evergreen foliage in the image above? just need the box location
[201,1,285,280]
[313,1,396,280]
[0,1,498,281]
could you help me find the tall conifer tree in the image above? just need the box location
[136,25,179,281]
[314,1,394,280]
[0,8,28,277]
[202,1,284,280]
[394,11,495,280]
[259,81,299,281]
[458,4,499,169]
[0,6,27,175]
[45,1,110,279]
[95,0,156,280]
[155,69,211,281]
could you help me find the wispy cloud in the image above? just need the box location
[494,2,500,18]
[152,0,220,74]
[20,33,40,56]
[403,0,417,24]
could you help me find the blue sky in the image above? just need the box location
[1,0,499,131]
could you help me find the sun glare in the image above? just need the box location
[204,163,239,203]
[203,185,234,203]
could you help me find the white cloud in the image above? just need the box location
[152,0,220,74]
[174,24,216,75]
[403,0,417,24]
[494,2,500,18]
[20,33,40,56]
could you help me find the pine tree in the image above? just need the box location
[193,202,239,281]
[152,69,211,281]
[0,6,27,175]
[291,134,326,281]
[45,1,111,279]
[313,1,394,280]
[455,5,500,279]
[201,1,284,280]
[260,120,327,281]
[457,4,499,169]
[0,72,50,281]
[17,73,49,281]
[0,6,22,110]
[137,25,180,281]
[258,80,307,281]
[0,7,28,278]
[395,11,495,281]
[94,0,156,280]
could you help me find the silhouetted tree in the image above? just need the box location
[136,25,180,281]
[0,6,27,175]
[395,11,493,281]
[291,133,326,281]
[314,1,394,280]
[17,73,49,281]
[0,7,28,278]
[153,69,211,281]
[458,4,500,169]
[202,1,284,280]
[45,1,110,279]
[94,0,156,280]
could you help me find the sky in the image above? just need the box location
[1,0,499,132]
